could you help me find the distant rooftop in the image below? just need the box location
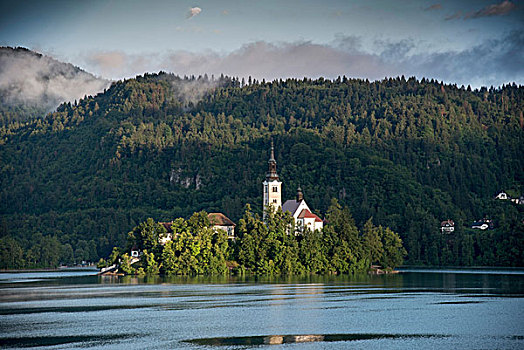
[208,212,235,227]
[282,199,302,215]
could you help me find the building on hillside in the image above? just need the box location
[495,191,509,200]
[159,222,174,244]
[440,219,455,234]
[282,187,323,233]
[131,245,140,258]
[208,212,236,239]
[262,141,282,220]
[471,218,494,230]
[262,142,323,233]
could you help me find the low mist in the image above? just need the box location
[0,47,110,111]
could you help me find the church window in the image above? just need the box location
[273,199,277,203]
[273,186,278,192]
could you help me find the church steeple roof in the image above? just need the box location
[296,186,303,201]
[266,140,279,181]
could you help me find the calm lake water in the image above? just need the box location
[0,268,523,349]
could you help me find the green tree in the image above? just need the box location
[128,218,166,255]
[142,250,160,274]
[0,237,24,269]
[380,227,406,269]
[119,253,136,274]
[361,218,384,266]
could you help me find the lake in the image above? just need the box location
[0,268,523,349]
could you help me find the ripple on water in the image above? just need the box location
[0,333,139,348]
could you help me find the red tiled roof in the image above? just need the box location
[298,209,322,222]
[440,219,454,227]
[208,213,236,227]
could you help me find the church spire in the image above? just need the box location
[263,140,282,221]
[266,140,279,181]
[296,186,303,202]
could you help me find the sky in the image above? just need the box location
[1,0,523,87]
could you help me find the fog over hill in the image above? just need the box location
[0,47,109,114]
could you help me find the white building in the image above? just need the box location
[440,219,455,234]
[282,187,323,233]
[495,191,509,200]
[208,212,236,239]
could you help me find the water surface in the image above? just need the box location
[0,268,523,349]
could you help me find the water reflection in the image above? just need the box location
[0,268,522,350]
[185,333,448,346]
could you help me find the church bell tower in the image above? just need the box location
[263,141,282,219]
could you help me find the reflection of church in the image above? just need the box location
[262,142,323,232]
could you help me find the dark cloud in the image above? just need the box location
[375,39,415,62]
[401,30,523,87]
[82,31,523,88]
[446,1,517,20]
[465,0,516,18]
[425,4,442,11]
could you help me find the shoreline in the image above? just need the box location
[0,266,97,273]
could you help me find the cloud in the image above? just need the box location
[157,41,391,81]
[401,30,523,87]
[88,52,126,70]
[85,51,153,80]
[446,1,516,20]
[445,11,463,20]
[425,4,442,11]
[0,47,109,111]
[81,31,523,88]
[187,7,202,19]
[169,76,220,105]
[465,0,516,18]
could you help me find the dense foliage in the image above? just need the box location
[114,202,406,275]
[0,73,522,269]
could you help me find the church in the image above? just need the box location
[262,142,323,233]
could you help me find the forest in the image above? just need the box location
[103,200,405,276]
[0,73,523,269]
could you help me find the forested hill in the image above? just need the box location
[0,73,523,268]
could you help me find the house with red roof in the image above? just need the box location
[440,219,455,234]
[282,187,324,233]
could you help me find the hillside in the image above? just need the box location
[0,47,109,126]
[0,73,523,268]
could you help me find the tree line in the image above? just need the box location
[102,200,405,275]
